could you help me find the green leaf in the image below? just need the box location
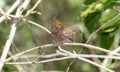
[100,9,118,23]
[100,33,114,49]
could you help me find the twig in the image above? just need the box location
[6,45,119,72]
[6,52,120,61]
[20,54,42,72]
[0,0,30,71]
[0,24,16,71]
[23,19,51,34]
[5,43,120,62]
[63,43,120,56]
[6,57,71,65]
[78,54,120,59]
[5,44,53,62]
[0,8,11,20]
[0,0,20,23]
[16,53,60,59]
[25,0,42,17]
[77,57,114,72]
[58,47,115,72]
[4,15,51,34]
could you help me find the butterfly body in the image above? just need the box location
[50,16,75,44]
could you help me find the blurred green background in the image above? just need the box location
[0,0,120,72]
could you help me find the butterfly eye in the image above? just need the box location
[59,23,63,27]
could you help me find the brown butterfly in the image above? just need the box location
[50,16,75,44]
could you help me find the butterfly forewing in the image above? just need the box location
[50,16,64,34]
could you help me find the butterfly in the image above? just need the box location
[50,16,75,44]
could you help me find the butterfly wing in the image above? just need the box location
[50,16,64,35]
[50,16,75,44]
[61,27,75,43]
